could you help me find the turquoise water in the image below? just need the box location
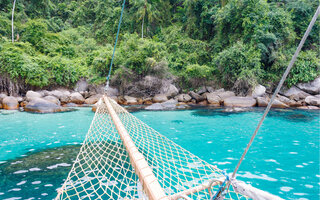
[0,107,319,199]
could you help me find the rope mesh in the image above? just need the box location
[56,97,248,200]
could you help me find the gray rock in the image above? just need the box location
[145,99,178,110]
[216,91,235,101]
[305,96,320,106]
[224,97,256,107]
[197,86,207,95]
[297,77,320,95]
[2,96,19,110]
[153,94,168,103]
[24,98,71,113]
[75,79,89,92]
[160,83,179,97]
[85,94,102,105]
[283,86,310,100]
[69,92,85,104]
[26,91,43,101]
[176,94,192,102]
[251,84,266,97]
[189,91,205,102]
[256,97,289,108]
[0,93,7,103]
[44,96,60,106]
[205,93,221,106]
[124,96,138,104]
[15,96,23,103]
[48,90,70,103]
[105,87,119,97]
[206,87,215,93]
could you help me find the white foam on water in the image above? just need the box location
[296,165,304,168]
[8,188,21,192]
[16,181,26,186]
[264,159,280,164]
[47,163,71,169]
[3,197,22,200]
[0,161,7,164]
[31,181,41,185]
[13,170,28,174]
[293,193,308,196]
[207,141,212,144]
[305,184,313,188]
[237,171,277,182]
[280,186,293,192]
[29,168,41,172]
[44,184,53,187]
[41,193,48,196]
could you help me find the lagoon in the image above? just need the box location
[0,107,319,199]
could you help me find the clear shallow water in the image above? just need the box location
[0,107,319,200]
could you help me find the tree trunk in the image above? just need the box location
[12,0,17,43]
[141,14,144,38]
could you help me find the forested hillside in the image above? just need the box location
[0,0,319,95]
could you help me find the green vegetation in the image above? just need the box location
[0,0,319,93]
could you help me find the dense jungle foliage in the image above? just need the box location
[0,0,319,93]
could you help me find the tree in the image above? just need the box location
[11,0,16,43]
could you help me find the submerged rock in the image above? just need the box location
[2,96,19,110]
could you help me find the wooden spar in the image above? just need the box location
[103,96,168,200]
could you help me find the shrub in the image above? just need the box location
[214,42,262,92]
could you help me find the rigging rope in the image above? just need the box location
[105,0,126,90]
[215,5,320,199]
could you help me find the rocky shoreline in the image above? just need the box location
[0,77,319,113]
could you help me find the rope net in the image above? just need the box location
[56,96,248,200]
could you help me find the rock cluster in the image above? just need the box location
[0,77,319,113]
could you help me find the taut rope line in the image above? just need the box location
[105,0,126,90]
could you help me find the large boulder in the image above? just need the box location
[189,91,205,102]
[105,87,119,97]
[297,77,320,95]
[251,84,266,97]
[74,79,89,92]
[124,96,138,105]
[85,94,102,105]
[145,99,178,110]
[69,92,85,104]
[176,94,192,102]
[283,86,310,100]
[205,93,221,106]
[0,93,7,102]
[256,97,289,108]
[2,96,19,110]
[196,86,207,95]
[26,91,43,101]
[24,98,71,113]
[276,95,301,107]
[224,97,256,107]
[43,96,60,106]
[153,94,168,103]
[305,96,320,106]
[160,83,179,97]
[48,90,70,103]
